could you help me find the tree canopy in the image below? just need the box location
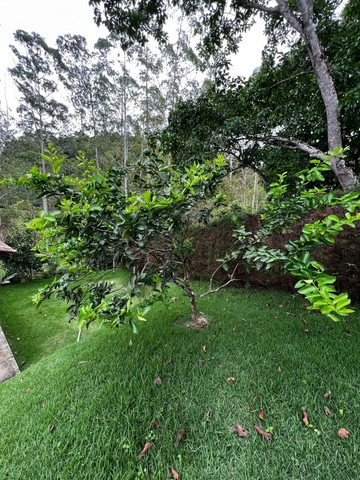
[89,0,359,190]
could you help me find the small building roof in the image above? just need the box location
[0,241,16,254]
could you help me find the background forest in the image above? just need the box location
[0,0,359,284]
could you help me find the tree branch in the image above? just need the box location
[275,0,303,35]
[199,263,240,298]
[221,148,268,181]
[237,134,325,159]
[266,70,313,90]
[237,1,280,14]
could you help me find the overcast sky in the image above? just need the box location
[0,0,265,113]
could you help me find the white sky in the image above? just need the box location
[0,0,266,114]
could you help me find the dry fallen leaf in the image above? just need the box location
[176,428,186,444]
[254,425,272,441]
[154,376,162,385]
[23,387,32,394]
[324,390,332,399]
[202,345,207,353]
[170,467,180,479]
[302,410,310,426]
[258,409,265,420]
[338,428,350,439]
[49,423,56,433]
[227,377,236,382]
[137,442,154,460]
[204,410,213,419]
[277,366,282,373]
[234,424,249,438]
[171,297,178,302]
[323,405,334,417]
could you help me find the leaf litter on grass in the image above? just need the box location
[170,466,180,479]
[338,428,350,439]
[234,424,250,438]
[137,442,154,460]
[254,425,272,441]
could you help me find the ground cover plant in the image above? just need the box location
[0,276,359,479]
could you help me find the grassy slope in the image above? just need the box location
[0,271,129,368]
[0,279,360,479]
[0,278,78,369]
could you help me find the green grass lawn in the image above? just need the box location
[0,273,360,479]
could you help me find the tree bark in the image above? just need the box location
[277,0,358,190]
[241,0,358,190]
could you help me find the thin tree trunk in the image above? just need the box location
[242,169,247,208]
[189,289,199,323]
[252,172,258,213]
[38,102,49,214]
[122,50,129,197]
[90,91,100,169]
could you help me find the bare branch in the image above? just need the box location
[237,1,280,14]
[237,134,326,159]
[266,70,313,90]
[297,0,311,24]
[199,264,239,298]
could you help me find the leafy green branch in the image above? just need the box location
[228,148,360,321]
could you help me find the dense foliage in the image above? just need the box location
[5,147,226,332]
[225,149,360,321]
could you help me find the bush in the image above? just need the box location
[4,231,45,281]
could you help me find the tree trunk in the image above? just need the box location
[189,289,199,323]
[298,4,357,190]
[39,107,49,214]
[122,50,129,197]
[275,0,358,190]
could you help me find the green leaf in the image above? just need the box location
[298,285,316,295]
[129,318,139,334]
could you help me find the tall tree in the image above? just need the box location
[0,105,15,153]
[56,34,115,168]
[159,17,203,112]
[89,0,358,190]
[135,45,166,138]
[9,30,68,212]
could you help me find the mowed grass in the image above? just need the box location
[0,273,360,479]
[0,270,129,368]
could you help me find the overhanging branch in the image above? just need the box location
[237,134,325,159]
[237,1,280,14]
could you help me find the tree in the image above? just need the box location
[159,17,203,112]
[56,34,116,168]
[11,147,227,332]
[135,45,166,139]
[158,59,323,186]
[89,0,358,190]
[9,30,68,213]
[0,105,15,153]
